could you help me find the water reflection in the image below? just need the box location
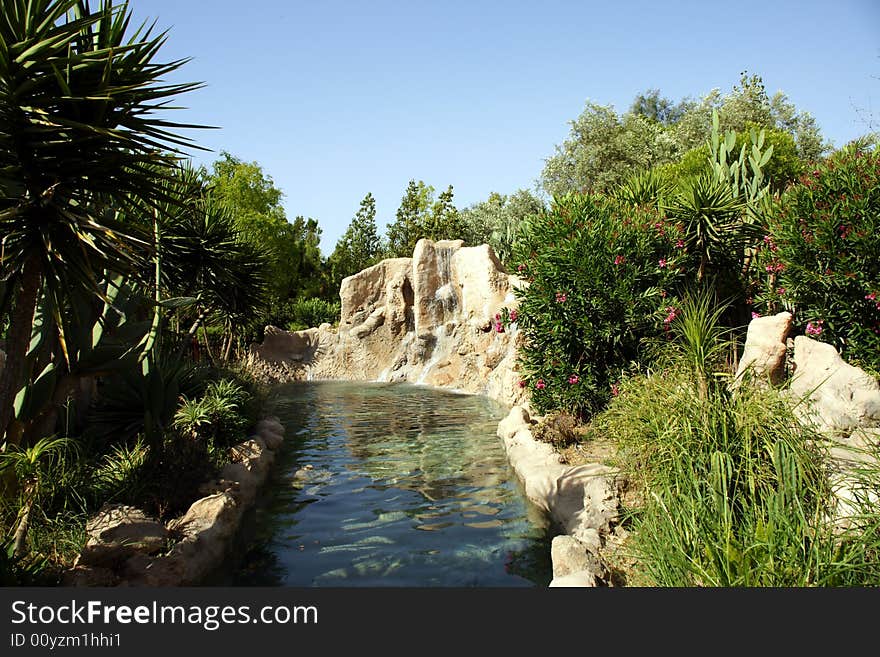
[222,382,552,587]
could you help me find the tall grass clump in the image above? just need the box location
[595,296,880,585]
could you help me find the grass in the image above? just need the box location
[587,294,880,586]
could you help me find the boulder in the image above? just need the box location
[790,336,880,434]
[550,535,607,581]
[77,505,170,568]
[735,312,792,385]
[450,244,511,329]
[548,571,601,587]
[497,405,532,441]
[248,239,530,409]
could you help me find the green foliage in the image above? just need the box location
[0,0,205,441]
[459,189,545,264]
[91,437,150,503]
[386,179,437,257]
[513,194,685,418]
[542,73,826,198]
[174,378,251,450]
[755,139,880,370]
[614,169,674,209]
[328,193,382,292]
[542,102,680,195]
[206,152,326,301]
[284,298,341,331]
[0,535,50,585]
[594,342,880,586]
[664,173,747,284]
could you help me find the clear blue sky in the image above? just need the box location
[131,0,880,255]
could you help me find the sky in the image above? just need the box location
[130,0,880,255]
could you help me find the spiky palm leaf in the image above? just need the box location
[0,0,206,441]
[665,174,746,282]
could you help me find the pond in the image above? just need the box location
[219,381,553,587]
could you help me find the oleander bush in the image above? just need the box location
[512,194,685,418]
[754,138,880,371]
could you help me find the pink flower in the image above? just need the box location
[675,239,685,249]
[777,287,786,295]
[611,383,620,397]
[806,320,824,336]
[494,322,505,333]
[555,292,567,303]
[658,258,667,268]
[495,312,502,321]
[518,380,527,389]
[509,309,518,322]
[866,292,877,302]
[613,255,626,265]
[535,379,546,390]
[568,375,579,385]
[517,264,526,273]
[752,312,761,319]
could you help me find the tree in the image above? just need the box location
[205,152,327,307]
[385,179,436,257]
[542,102,680,196]
[459,189,545,264]
[630,89,691,126]
[328,193,381,291]
[424,185,465,242]
[542,74,828,197]
[0,0,204,444]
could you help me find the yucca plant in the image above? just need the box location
[0,435,71,556]
[0,0,205,443]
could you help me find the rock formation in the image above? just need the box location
[249,239,528,408]
[65,416,286,586]
[737,315,880,531]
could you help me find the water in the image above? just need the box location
[221,381,553,587]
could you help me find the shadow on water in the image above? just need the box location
[211,382,554,587]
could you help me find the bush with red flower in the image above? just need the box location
[513,193,684,417]
[754,138,880,370]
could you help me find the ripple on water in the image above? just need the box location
[223,381,553,587]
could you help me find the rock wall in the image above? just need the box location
[250,239,529,408]
[65,417,286,586]
[737,313,880,530]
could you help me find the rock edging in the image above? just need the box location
[497,405,621,587]
[64,416,286,587]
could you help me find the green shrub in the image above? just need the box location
[594,353,880,586]
[285,297,341,331]
[755,139,880,370]
[513,194,685,418]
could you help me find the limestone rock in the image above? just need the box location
[828,427,880,468]
[249,239,530,409]
[497,405,532,441]
[735,312,792,385]
[451,244,511,329]
[550,535,607,581]
[790,336,880,434]
[548,570,601,588]
[77,505,170,568]
[63,565,118,587]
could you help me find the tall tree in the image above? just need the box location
[0,0,204,444]
[459,189,545,264]
[205,152,326,304]
[542,73,827,197]
[328,193,381,291]
[424,185,464,242]
[385,179,435,257]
